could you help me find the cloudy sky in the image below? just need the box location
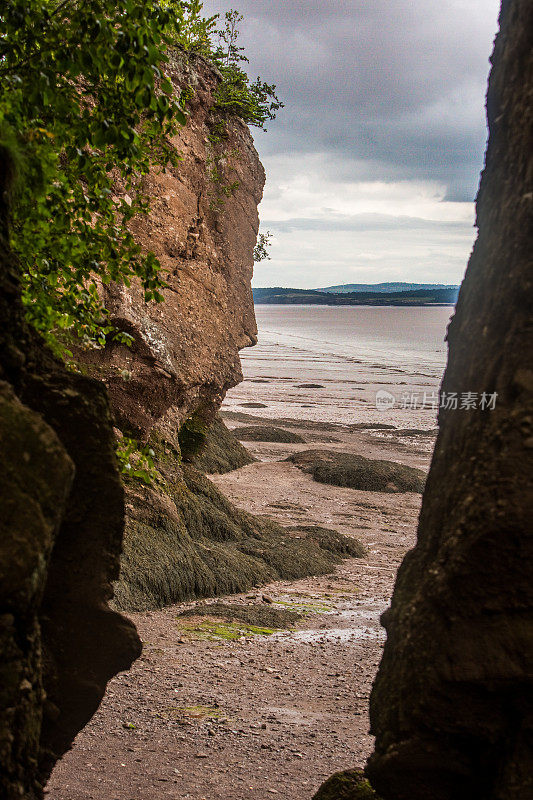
[202,0,501,288]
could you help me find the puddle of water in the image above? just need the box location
[268,601,388,645]
[272,626,385,645]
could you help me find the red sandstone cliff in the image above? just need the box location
[84,51,265,438]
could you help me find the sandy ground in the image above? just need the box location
[47,418,433,800]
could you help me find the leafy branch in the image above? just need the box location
[1,0,186,356]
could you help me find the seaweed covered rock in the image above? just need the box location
[313,769,381,800]
[177,603,302,629]
[288,526,366,558]
[234,424,306,444]
[191,415,256,474]
[367,2,533,798]
[114,465,364,611]
[288,450,425,493]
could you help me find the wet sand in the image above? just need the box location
[47,416,432,800]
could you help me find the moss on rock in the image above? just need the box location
[312,769,381,800]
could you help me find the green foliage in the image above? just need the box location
[115,436,162,486]
[253,230,272,262]
[166,5,283,130]
[1,1,281,355]
[163,0,218,55]
[0,0,186,355]
[206,147,240,210]
[212,10,283,130]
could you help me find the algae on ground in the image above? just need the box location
[163,704,230,723]
[177,617,276,640]
[273,598,333,614]
[178,602,301,629]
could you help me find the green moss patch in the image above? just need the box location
[163,704,230,723]
[177,617,276,640]
[178,602,301,629]
[288,450,426,493]
[273,598,333,614]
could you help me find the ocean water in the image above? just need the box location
[223,304,454,428]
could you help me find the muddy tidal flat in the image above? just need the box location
[47,414,433,800]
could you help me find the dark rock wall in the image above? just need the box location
[0,180,141,796]
[367,2,533,798]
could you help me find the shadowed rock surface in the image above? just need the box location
[367,2,533,798]
[288,450,425,493]
[0,186,140,798]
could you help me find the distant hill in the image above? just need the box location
[319,282,459,294]
[253,286,459,306]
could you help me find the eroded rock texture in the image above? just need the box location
[0,190,140,797]
[81,51,265,438]
[367,2,533,798]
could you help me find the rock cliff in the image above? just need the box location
[366,1,533,798]
[81,50,264,439]
[74,52,360,612]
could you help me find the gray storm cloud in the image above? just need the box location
[200,0,500,286]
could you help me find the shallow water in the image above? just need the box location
[224,304,453,428]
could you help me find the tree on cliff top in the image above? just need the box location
[166,2,283,130]
[0,1,279,357]
[0,0,185,356]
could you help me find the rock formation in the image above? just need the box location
[0,167,141,797]
[67,51,362,612]
[367,1,533,797]
[80,50,264,439]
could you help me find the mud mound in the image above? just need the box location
[287,450,425,493]
[192,416,256,473]
[234,425,305,444]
